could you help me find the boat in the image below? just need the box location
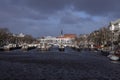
[58,44,65,51]
[74,45,81,51]
[3,44,14,51]
[108,48,120,61]
[58,29,65,52]
[109,54,119,61]
[21,43,36,51]
[37,42,50,51]
[22,44,29,51]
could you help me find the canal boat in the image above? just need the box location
[74,45,81,51]
[58,44,65,51]
[108,48,120,61]
[22,44,29,51]
[22,43,36,51]
[109,55,119,61]
[3,44,15,51]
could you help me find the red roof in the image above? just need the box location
[64,34,76,38]
[57,34,76,38]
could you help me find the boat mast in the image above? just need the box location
[60,29,63,46]
[61,29,63,37]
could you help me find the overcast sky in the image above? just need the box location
[0,0,119,37]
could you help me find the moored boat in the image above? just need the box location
[108,48,120,61]
[22,44,29,51]
[58,44,65,51]
[74,45,81,51]
[37,42,50,51]
[3,44,14,51]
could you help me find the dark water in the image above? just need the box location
[0,48,120,80]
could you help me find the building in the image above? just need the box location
[18,33,25,37]
[13,33,25,37]
[63,34,77,39]
[38,36,57,45]
[56,34,77,46]
[38,34,77,47]
[108,19,120,43]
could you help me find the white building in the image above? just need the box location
[18,33,25,37]
[38,36,58,45]
[109,19,120,42]
[38,34,76,47]
[13,33,25,37]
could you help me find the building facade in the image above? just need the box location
[38,34,77,47]
[109,19,120,44]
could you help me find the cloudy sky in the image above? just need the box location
[0,0,119,37]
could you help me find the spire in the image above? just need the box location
[61,29,63,35]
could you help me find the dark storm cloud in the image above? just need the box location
[8,0,120,17]
[72,0,120,17]
[0,0,119,37]
[9,0,70,14]
[60,13,81,24]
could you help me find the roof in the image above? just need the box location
[111,19,120,25]
[64,34,77,38]
[57,34,77,38]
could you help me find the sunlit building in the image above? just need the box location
[56,34,77,46]
[109,19,120,42]
[38,34,77,47]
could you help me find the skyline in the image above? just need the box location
[0,0,120,37]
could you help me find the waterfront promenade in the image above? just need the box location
[0,49,120,80]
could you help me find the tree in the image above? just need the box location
[22,35,35,44]
[87,27,111,47]
[0,28,11,46]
